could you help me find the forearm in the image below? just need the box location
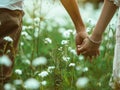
[60,0,85,32]
[91,0,118,41]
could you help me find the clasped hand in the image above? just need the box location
[76,31,100,60]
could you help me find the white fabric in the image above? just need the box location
[110,0,120,6]
[113,9,120,76]
[109,9,120,89]
[109,0,120,88]
[109,6,120,89]
[0,0,23,10]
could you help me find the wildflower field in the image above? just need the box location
[5,0,118,90]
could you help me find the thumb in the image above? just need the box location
[77,39,87,54]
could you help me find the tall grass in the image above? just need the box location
[5,0,117,90]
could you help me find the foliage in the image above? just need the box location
[4,0,117,90]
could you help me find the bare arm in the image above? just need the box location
[91,0,118,41]
[60,0,85,32]
[61,0,88,55]
[78,0,118,58]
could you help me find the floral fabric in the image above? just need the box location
[109,2,120,88]
[0,0,23,10]
[110,0,120,6]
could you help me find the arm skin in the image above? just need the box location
[60,0,88,55]
[91,0,118,41]
[60,0,85,32]
[78,0,118,59]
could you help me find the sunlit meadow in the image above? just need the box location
[3,0,118,90]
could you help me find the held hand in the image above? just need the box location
[77,36,101,60]
[75,31,88,55]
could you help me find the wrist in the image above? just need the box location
[76,26,86,33]
[91,33,102,41]
[87,36,102,45]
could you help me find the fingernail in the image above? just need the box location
[77,45,81,48]
[78,48,81,50]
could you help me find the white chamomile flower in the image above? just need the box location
[32,57,47,67]
[0,55,12,67]
[61,40,69,45]
[4,36,13,42]
[24,78,40,89]
[15,69,22,75]
[44,38,52,44]
[38,71,48,78]
[69,63,75,67]
[47,66,55,73]
[14,79,23,85]
[62,56,70,62]
[41,81,47,86]
[4,83,16,90]
[76,77,89,88]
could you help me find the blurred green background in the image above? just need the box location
[6,0,118,90]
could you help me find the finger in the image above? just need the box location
[98,50,100,55]
[82,53,90,59]
[91,50,100,58]
[84,56,92,62]
[77,47,87,54]
[77,45,81,48]
[87,55,93,62]
[92,55,97,60]
[81,51,87,54]
[93,50,100,57]
[76,38,86,47]
[94,55,98,59]
[80,49,89,55]
[83,55,88,60]
[75,35,83,46]
[91,55,98,62]
[77,41,86,50]
[76,38,88,55]
[91,52,98,58]
[76,49,80,55]
[94,53,98,58]
[77,40,85,47]
[83,52,95,62]
[76,44,85,55]
[76,47,83,55]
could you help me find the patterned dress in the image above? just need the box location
[0,0,23,10]
[109,0,120,89]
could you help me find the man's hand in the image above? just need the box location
[75,30,88,55]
